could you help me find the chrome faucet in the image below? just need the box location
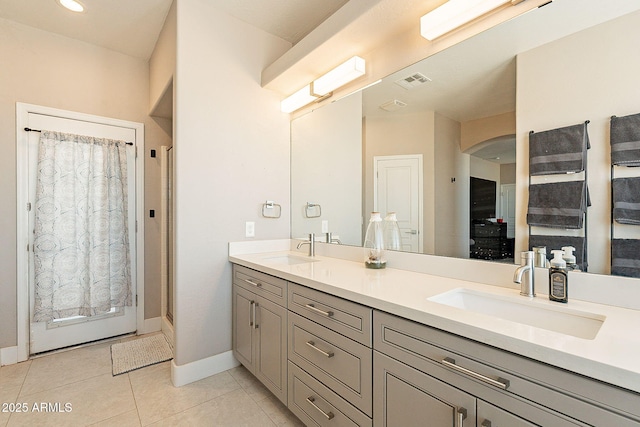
[325,232,341,244]
[296,233,315,256]
[513,251,535,297]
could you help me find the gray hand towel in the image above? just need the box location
[529,122,590,176]
[527,181,588,229]
[612,239,640,278]
[612,177,640,225]
[611,113,640,166]
[529,235,587,271]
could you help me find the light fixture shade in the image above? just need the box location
[312,56,366,96]
[280,85,319,113]
[58,0,85,12]
[420,0,510,40]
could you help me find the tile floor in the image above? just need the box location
[0,334,304,426]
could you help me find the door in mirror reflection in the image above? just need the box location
[374,155,423,253]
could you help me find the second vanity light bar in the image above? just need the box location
[420,0,520,41]
[281,56,366,113]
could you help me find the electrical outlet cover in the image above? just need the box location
[322,220,329,233]
[245,221,255,237]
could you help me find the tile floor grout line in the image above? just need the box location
[126,371,144,426]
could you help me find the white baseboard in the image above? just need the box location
[171,350,239,387]
[0,346,18,366]
[139,317,162,335]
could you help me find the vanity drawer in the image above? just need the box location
[288,361,372,427]
[288,282,372,346]
[373,310,640,426]
[289,312,372,417]
[233,265,287,306]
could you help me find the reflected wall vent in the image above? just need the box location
[395,72,431,90]
[379,99,407,112]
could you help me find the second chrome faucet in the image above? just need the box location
[296,233,315,256]
[514,251,535,297]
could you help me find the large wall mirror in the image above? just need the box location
[291,0,640,276]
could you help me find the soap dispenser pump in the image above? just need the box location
[549,250,568,303]
[562,246,579,271]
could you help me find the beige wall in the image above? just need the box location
[364,112,436,253]
[434,113,469,258]
[461,112,515,153]
[516,10,640,274]
[173,0,291,366]
[291,92,362,245]
[0,18,169,349]
[150,0,176,111]
[500,163,516,185]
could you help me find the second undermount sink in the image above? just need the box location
[262,255,319,265]
[428,288,605,340]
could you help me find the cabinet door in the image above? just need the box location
[374,351,475,427]
[232,284,255,371]
[255,296,288,404]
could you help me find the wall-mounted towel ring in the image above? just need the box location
[305,202,322,218]
[262,201,281,218]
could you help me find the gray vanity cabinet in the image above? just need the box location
[374,351,475,426]
[232,266,288,404]
[373,310,640,427]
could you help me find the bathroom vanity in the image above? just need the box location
[230,245,640,426]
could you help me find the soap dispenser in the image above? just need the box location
[549,250,568,303]
[562,246,579,271]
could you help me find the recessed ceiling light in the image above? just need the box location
[57,0,85,13]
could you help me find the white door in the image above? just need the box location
[374,155,423,253]
[500,184,516,239]
[24,111,139,354]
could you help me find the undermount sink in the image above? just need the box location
[262,255,319,265]
[428,288,605,340]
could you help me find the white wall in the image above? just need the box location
[0,18,169,349]
[435,113,470,258]
[173,0,291,367]
[291,92,362,245]
[364,112,436,253]
[516,10,640,274]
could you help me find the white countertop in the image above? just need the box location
[229,249,640,394]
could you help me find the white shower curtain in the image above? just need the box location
[33,130,132,322]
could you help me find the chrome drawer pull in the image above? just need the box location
[253,302,258,329]
[306,340,334,358]
[305,303,333,317]
[249,301,254,327]
[244,279,262,287]
[441,357,509,390]
[457,408,467,427]
[306,396,334,420]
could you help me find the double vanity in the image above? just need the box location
[229,241,640,426]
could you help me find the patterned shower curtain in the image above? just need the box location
[33,130,132,322]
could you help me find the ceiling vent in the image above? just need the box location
[379,99,407,112]
[395,72,431,90]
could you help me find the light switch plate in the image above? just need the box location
[245,221,255,238]
[322,220,329,234]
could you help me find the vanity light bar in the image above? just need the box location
[312,56,366,96]
[280,56,366,113]
[280,85,320,114]
[420,0,513,41]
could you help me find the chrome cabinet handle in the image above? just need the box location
[305,303,333,317]
[244,279,261,287]
[306,340,334,358]
[441,357,510,390]
[253,302,258,329]
[457,408,467,427]
[481,420,492,427]
[249,301,254,327]
[306,396,334,420]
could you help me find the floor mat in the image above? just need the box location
[110,334,173,376]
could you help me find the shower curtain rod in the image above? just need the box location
[24,127,134,145]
